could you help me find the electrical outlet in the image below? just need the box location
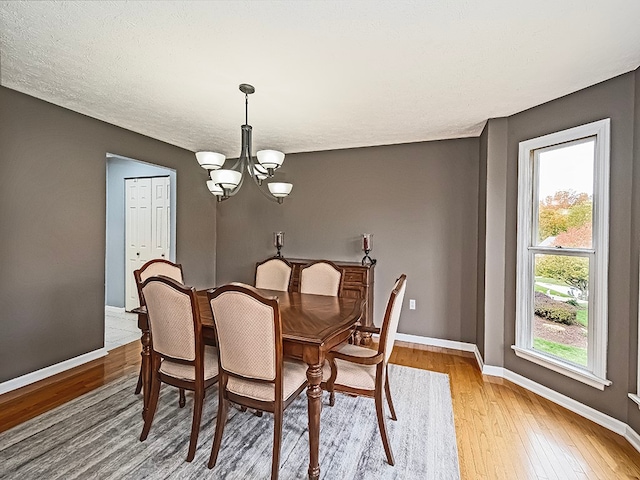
[409,299,416,310]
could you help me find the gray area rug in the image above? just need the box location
[0,364,460,479]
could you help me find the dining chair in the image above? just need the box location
[324,274,407,466]
[207,283,308,480]
[255,257,293,291]
[133,258,186,404]
[299,260,343,296]
[139,275,219,462]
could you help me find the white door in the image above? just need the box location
[125,176,171,311]
[151,177,171,260]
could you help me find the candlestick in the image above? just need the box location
[274,231,284,258]
[361,233,376,265]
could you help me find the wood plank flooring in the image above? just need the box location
[1,340,639,478]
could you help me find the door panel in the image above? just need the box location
[124,177,170,311]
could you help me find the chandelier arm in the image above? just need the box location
[244,155,278,203]
[222,168,246,198]
[228,157,242,170]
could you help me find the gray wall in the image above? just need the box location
[0,86,217,383]
[476,124,488,359]
[501,73,636,421]
[483,118,509,367]
[216,139,480,342]
[105,155,177,308]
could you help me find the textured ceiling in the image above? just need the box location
[1,1,640,156]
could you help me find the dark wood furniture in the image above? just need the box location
[138,276,219,462]
[136,288,363,480]
[207,284,309,479]
[133,258,186,406]
[288,258,375,344]
[326,274,407,466]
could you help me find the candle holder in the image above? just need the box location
[274,231,284,258]
[361,233,376,265]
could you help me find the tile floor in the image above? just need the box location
[104,308,140,351]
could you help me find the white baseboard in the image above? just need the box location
[394,328,640,453]
[625,425,640,453]
[105,305,125,315]
[0,348,108,396]
[400,338,622,435]
[473,346,484,371]
[394,332,477,352]
[389,332,640,455]
[482,365,504,377]
[482,364,627,435]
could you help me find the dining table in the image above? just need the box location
[135,287,364,480]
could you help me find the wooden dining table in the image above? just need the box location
[136,287,364,480]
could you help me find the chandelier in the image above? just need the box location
[195,84,293,203]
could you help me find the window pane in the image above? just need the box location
[533,253,589,367]
[535,139,594,248]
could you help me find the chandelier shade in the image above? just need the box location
[257,150,285,170]
[206,179,224,196]
[253,165,268,181]
[268,182,293,198]
[196,151,226,170]
[196,84,292,204]
[210,169,242,190]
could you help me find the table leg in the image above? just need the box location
[140,323,151,419]
[306,362,323,480]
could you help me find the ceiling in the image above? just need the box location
[1,1,640,157]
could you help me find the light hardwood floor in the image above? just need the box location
[1,340,639,478]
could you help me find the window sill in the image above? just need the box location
[629,393,640,408]
[511,345,611,390]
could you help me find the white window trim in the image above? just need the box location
[514,118,611,390]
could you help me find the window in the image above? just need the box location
[514,119,611,390]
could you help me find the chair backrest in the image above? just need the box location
[255,257,293,291]
[299,260,343,296]
[378,275,407,363]
[141,275,200,362]
[208,283,281,382]
[135,258,184,307]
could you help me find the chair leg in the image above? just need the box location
[385,365,397,421]
[327,358,337,407]
[208,397,229,469]
[134,367,143,394]
[179,388,186,408]
[375,388,395,466]
[271,409,283,480]
[186,389,204,462]
[140,372,161,441]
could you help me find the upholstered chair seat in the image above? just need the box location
[228,359,308,402]
[207,283,308,480]
[325,274,407,467]
[322,344,377,391]
[133,258,187,403]
[139,275,219,463]
[160,345,219,381]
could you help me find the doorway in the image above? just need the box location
[105,154,177,350]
